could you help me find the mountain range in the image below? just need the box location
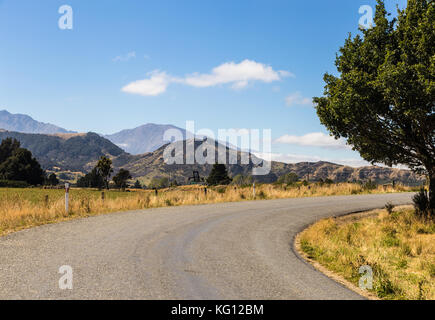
[104,123,186,154]
[0,109,425,186]
[114,140,424,185]
[0,110,75,134]
[0,130,124,172]
[0,129,425,186]
[0,109,183,155]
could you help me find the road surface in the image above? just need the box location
[0,193,413,300]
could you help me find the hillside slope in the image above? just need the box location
[0,110,74,134]
[105,123,186,154]
[116,140,424,186]
[0,131,424,186]
[0,130,124,172]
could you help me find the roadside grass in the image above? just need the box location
[0,183,415,237]
[299,206,435,300]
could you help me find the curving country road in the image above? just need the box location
[0,193,413,300]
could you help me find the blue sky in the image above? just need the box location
[0,0,407,166]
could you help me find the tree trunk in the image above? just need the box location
[429,171,435,212]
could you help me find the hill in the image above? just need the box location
[0,130,425,186]
[0,130,124,172]
[115,140,424,186]
[0,110,74,134]
[105,123,186,154]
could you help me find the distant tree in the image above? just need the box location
[133,180,142,189]
[313,0,435,211]
[76,168,104,188]
[46,173,59,186]
[149,177,170,189]
[170,179,179,187]
[207,164,232,186]
[0,146,45,185]
[232,174,253,186]
[325,178,334,185]
[277,172,299,185]
[96,156,113,189]
[113,169,132,190]
[0,138,21,164]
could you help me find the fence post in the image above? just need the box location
[101,191,105,201]
[204,187,207,197]
[44,195,49,207]
[65,183,70,214]
[253,182,256,198]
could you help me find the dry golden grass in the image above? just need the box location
[0,183,414,237]
[299,206,435,300]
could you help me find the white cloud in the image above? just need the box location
[121,60,293,96]
[183,60,293,89]
[275,132,350,150]
[113,51,136,62]
[121,71,170,96]
[285,92,313,107]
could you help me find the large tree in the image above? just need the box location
[0,137,20,164]
[96,156,113,189]
[113,169,132,190]
[46,173,59,186]
[314,0,434,210]
[207,163,232,186]
[0,138,45,185]
[76,167,104,189]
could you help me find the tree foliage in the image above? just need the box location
[0,138,45,185]
[113,169,132,190]
[277,172,299,185]
[314,0,434,209]
[232,174,253,186]
[76,167,104,188]
[148,177,169,189]
[133,180,142,189]
[97,156,113,189]
[46,173,59,186]
[207,163,232,186]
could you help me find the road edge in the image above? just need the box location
[291,208,389,301]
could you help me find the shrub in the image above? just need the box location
[300,239,316,259]
[413,189,431,220]
[363,180,377,191]
[0,180,29,188]
[385,202,395,215]
[258,190,267,199]
[277,172,299,185]
[216,187,226,194]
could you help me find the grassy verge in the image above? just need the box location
[0,183,415,237]
[298,206,435,300]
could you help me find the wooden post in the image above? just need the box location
[65,183,70,214]
[44,195,49,207]
[253,182,256,198]
[101,191,105,201]
[154,188,158,196]
[204,187,207,197]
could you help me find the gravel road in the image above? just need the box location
[0,193,413,299]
